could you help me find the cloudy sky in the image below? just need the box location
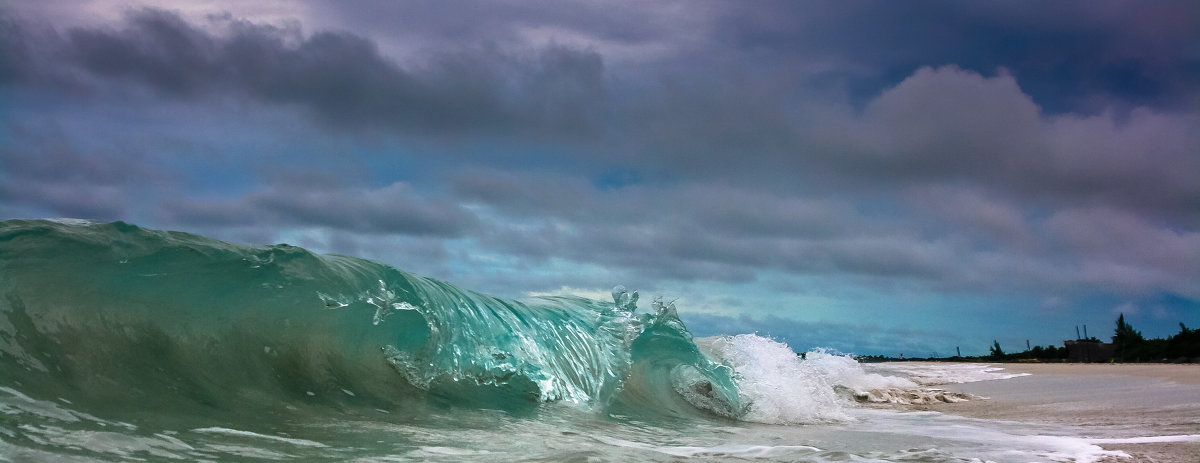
[2,0,1197,356]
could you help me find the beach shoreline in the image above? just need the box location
[905,362,1200,462]
[987,362,1200,384]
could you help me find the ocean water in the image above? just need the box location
[0,219,1191,462]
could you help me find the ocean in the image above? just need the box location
[1,219,1196,462]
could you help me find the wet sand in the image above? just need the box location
[998,363,1200,384]
[929,363,1200,462]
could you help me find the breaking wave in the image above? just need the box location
[0,219,982,428]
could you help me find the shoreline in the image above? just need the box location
[912,362,1200,462]
[984,362,1200,384]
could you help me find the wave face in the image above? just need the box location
[0,219,765,421]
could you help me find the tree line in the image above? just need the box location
[1110,314,1200,362]
[856,314,1200,363]
[987,314,1199,363]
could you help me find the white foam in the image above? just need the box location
[1086,434,1200,444]
[15,424,195,460]
[46,218,97,226]
[863,362,1030,385]
[591,434,822,458]
[202,443,293,460]
[776,350,980,405]
[417,443,492,455]
[850,408,1132,463]
[416,446,492,456]
[190,427,327,448]
[804,350,917,389]
[0,386,129,427]
[704,335,850,424]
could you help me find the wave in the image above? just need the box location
[0,220,756,421]
[0,219,981,427]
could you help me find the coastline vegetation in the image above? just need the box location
[856,314,1200,364]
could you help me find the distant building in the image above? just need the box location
[1064,340,1114,363]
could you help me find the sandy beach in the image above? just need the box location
[997,363,1200,384]
[928,363,1200,462]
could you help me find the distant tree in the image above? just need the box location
[1114,313,1145,361]
[989,340,1005,359]
[1114,313,1143,343]
[1166,323,1200,360]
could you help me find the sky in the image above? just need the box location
[1,0,1197,356]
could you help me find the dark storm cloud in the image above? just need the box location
[712,0,1200,113]
[1,1,1196,348]
[453,171,969,285]
[784,66,1199,224]
[1043,207,1200,298]
[66,10,223,96]
[900,186,1033,248]
[161,181,479,238]
[582,65,1197,231]
[57,0,1186,118]
[5,7,1194,223]
[0,122,160,220]
[0,10,82,92]
[0,12,29,84]
[302,0,686,58]
[449,160,1197,298]
[453,170,851,238]
[2,8,607,136]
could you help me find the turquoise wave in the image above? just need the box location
[0,219,743,419]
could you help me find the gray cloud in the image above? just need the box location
[0,122,160,220]
[901,186,1034,249]
[160,181,479,238]
[67,9,223,96]
[1043,206,1200,298]
[1,2,1197,352]
[3,8,608,137]
[7,9,1195,227]
[0,12,29,84]
[710,0,1200,113]
[300,0,699,63]
[442,64,1198,294]
[451,170,965,285]
[814,66,1199,223]
[449,157,1197,300]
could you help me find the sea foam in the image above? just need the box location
[701,335,850,423]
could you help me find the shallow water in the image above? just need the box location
[936,366,1200,444]
[6,381,1169,462]
[1,219,1194,462]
